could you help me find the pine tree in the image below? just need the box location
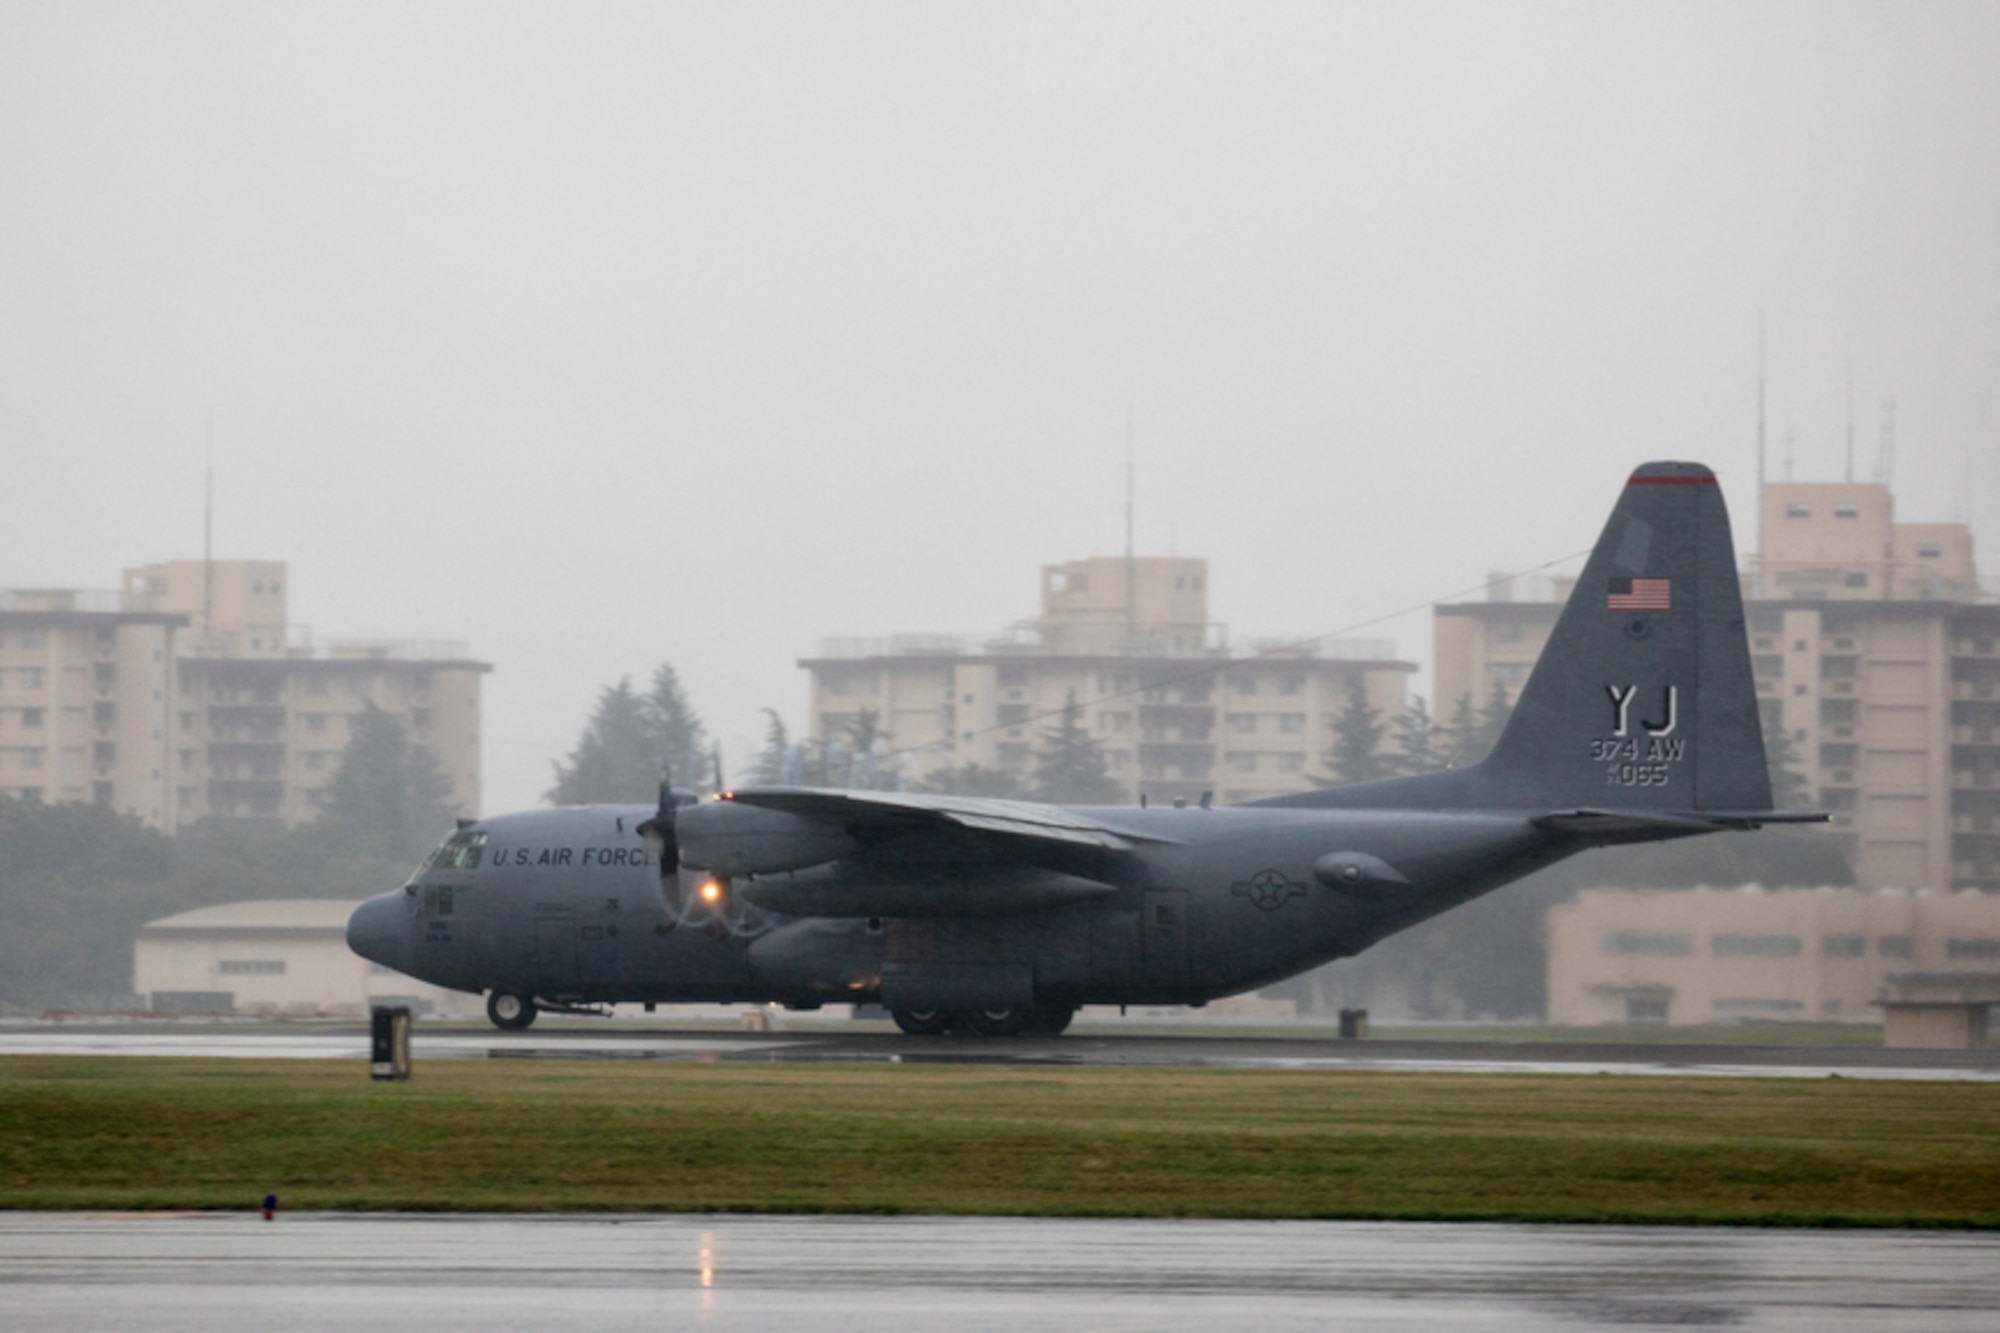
[1390,695,1441,775]
[545,678,659,804]
[1461,680,1515,766]
[320,703,458,862]
[643,663,706,784]
[1438,693,1480,767]
[1031,692,1124,804]
[1323,678,1391,784]
[751,709,793,786]
[841,710,896,789]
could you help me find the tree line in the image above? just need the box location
[0,702,464,1010]
[547,663,1123,806]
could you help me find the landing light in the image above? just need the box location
[700,880,723,904]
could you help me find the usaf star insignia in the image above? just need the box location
[1231,869,1307,911]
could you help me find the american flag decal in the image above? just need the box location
[1607,577,1671,611]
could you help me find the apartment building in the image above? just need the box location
[0,559,488,831]
[1548,885,2000,1025]
[802,556,1414,806]
[1436,479,1997,890]
[0,589,183,825]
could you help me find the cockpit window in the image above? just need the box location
[427,829,488,870]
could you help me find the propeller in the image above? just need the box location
[636,770,698,915]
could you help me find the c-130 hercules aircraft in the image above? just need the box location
[348,462,1823,1035]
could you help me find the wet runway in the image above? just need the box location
[3,1211,1996,1330]
[4,1019,1998,1081]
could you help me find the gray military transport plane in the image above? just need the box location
[348,461,1823,1035]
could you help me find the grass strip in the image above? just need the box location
[2,1056,1996,1226]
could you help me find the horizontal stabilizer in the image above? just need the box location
[1535,807,1832,840]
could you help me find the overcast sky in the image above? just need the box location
[5,1,1996,815]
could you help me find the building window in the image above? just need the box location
[21,707,43,729]
[1877,936,1915,958]
[1603,931,1691,957]
[1277,714,1305,735]
[1833,505,1860,519]
[1785,504,1811,519]
[92,741,115,766]
[996,704,1030,730]
[1275,752,1303,773]
[1946,939,2000,961]
[1279,676,1304,696]
[1823,935,1866,958]
[219,960,286,975]
[1227,751,1258,772]
[92,701,114,726]
[996,665,1028,689]
[1227,714,1258,735]
[1228,676,1257,696]
[1820,699,1857,724]
[1918,545,1942,560]
[1843,573,1867,588]
[1626,994,1669,1023]
[1713,934,1803,957]
[19,668,43,690]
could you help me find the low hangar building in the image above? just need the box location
[135,899,473,1017]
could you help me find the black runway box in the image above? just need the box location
[370,1005,412,1081]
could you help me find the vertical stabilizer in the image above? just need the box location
[1477,461,1772,812]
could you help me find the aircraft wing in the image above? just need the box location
[718,787,1177,852]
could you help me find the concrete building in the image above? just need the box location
[803,556,1415,806]
[1436,479,1998,890]
[1547,885,2000,1031]
[0,559,488,831]
[134,899,473,1016]
[0,588,184,825]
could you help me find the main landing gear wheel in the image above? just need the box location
[891,1007,951,1036]
[965,1005,1031,1037]
[487,991,538,1030]
[1025,1003,1077,1037]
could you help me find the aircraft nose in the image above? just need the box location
[346,893,409,974]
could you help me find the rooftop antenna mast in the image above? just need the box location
[203,415,214,643]
[1844,364,1855,483]
[1874,395,1896,489]
[1124,405,1135,654]
[1756,314,1767,592]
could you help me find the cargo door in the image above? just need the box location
[1141,889,1190,990]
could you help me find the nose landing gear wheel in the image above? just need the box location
[890,1007,951,1036]
[487,991,538,1030]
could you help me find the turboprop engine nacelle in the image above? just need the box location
[673,799,857,877]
